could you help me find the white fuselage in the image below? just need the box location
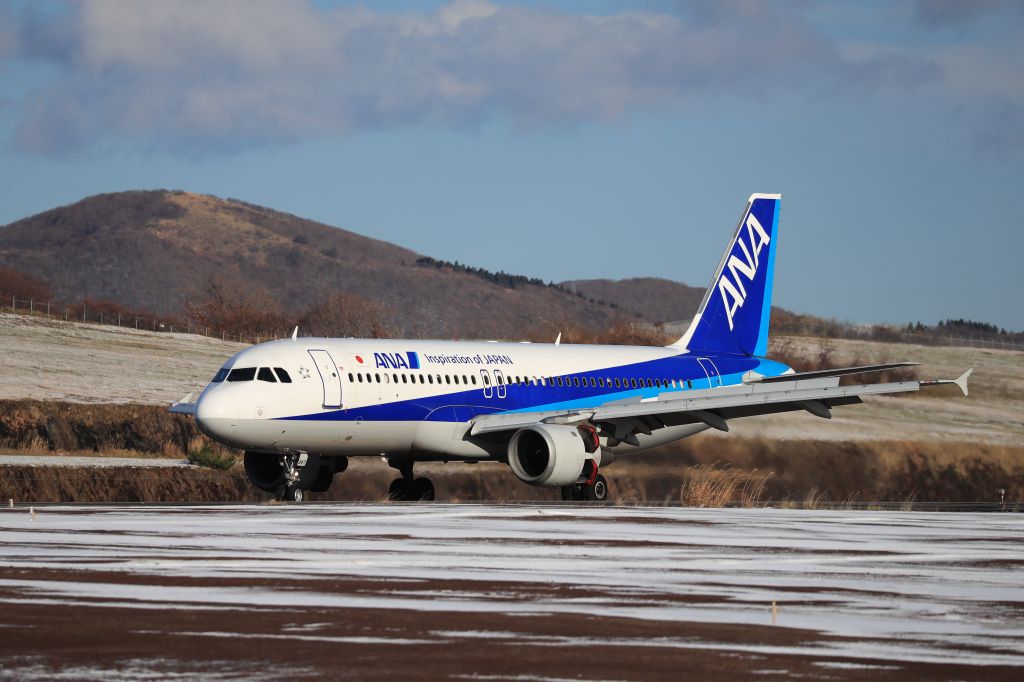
[194,337,789,462]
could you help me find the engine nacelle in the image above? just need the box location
[507,424,591,487]
[243,452,321,492]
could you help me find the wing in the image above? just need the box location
[470,368,972,446]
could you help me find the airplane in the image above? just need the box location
[171,194,971,502]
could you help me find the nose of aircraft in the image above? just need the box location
[194,388,239,445]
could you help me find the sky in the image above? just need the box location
[0,0,1021,330]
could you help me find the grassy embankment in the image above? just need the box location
[1,400,1020,505]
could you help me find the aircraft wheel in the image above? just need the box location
[284,484,304,503]
[583,475,609,502]
[388,478,410,501]
[412,477,435,501]
[560,486,575,501]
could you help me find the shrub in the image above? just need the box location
[188,444,237,470]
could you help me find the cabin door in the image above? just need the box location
[493,370,507,399]
[479,369,493,399]
[308,349,343,408]
[696,357,722,389]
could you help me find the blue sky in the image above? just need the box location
[1,0,1022,329]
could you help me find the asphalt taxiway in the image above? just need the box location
[1,504,1021,680]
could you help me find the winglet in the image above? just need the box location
[955,368,972,397]
[292,326,299,340]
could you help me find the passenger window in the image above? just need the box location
[401,374,407,384]
[420,375,426,384]
[348,373,354,383]
[227,367,256,382]
[446,375,452,385]
[599,378,605,387]
[483,374,490,386]
[375,373,381,383]
[257,367,277,383]
[436,374,442,384]
[428,375,434,384]
[471,376,477,385]
[212,368,229,383]
[393,373,398,383]
[630,378,637,388]
[274,368,292,383]
[590,378,596,387]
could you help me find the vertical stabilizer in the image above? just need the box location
[671,194,781,357]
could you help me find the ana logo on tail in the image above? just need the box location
[717,210,771,331]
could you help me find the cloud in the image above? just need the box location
[5,0,945,155]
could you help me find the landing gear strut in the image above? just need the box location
[387,457,435,501]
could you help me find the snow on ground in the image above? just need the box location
[0,455,190,468]
[0,504,1021,672]
[0,312,243,404]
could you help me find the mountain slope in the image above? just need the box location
[561,277,705,324]
[0,191,663,338]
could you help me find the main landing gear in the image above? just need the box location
[561,461,609,502]
[387,458,435,502]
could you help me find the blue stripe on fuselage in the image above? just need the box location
[276,354,791,423]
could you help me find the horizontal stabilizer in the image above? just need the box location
[750,362,919,384]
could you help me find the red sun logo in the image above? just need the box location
[355,355,364,364]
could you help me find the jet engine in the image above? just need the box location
[243,451,322,492]
[507,424,597,487]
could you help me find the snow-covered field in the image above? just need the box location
[0,505,1021,680]
[0,312,242,404]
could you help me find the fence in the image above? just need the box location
[7,293,1024,352]
[4,295,283,346]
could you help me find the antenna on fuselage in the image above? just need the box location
[291,326,298,341]
[555,332,562,346]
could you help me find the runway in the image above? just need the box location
[1,505,1022,681]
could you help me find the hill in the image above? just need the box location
[0,191,660,339]
[560,277,705,324]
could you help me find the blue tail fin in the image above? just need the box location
[671,194,781,357]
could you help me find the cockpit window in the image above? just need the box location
[212,368,229,383]
[227,367,257,382]
[274,368,292,383]
[257,367,277,383]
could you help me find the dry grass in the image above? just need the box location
[2,400,1023,505]
[678,462,773,508]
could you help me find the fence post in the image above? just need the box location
[47,301,51,316]
[10,295,13,312]
[29,299,33,313]
[117,313,121,326]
